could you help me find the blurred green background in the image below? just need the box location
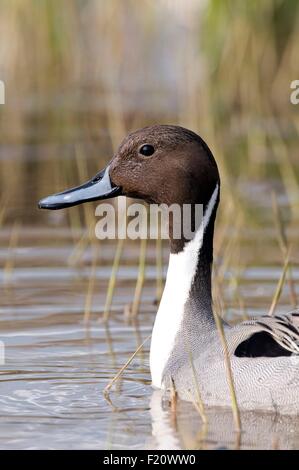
[0,1,299,450]
[1,0,298,224]
[0,0,299,311]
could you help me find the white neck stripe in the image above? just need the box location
[150,184,219,388]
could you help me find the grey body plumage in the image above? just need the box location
[166,311,299,414]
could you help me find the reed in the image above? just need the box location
[212,304,241,433]
[155,236,164,304]
[1,1,299,448]
[271,192,298,307]
[186,345,207,424]
[83,244,99,323]
[68,231,89,267]
[0,205,6,228]
[3,222,20,286]
[75,146,97,241]
[270,130,299,221]
[130,238,147,317]
[103,334,151,399]
[268,247,291,317]
[103,238,125,321]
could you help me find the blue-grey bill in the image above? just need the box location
[38,166,121,210]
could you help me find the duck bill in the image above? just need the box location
[38,165,121,210]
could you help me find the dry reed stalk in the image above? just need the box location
[68,230,89,267]
[268,247,291,317]
[83,244,99,323]
[130,238,147,317]
[271,192,297,307]
[68,205,82,244]
[271,137,299,220]
[75,146,95,237]
[169,379,177,415]
[67,151,99,280]
[103,334,151,398]
[186,344,207,424]
[212,306,241,433]
[105,91,127,151]
[238,295,249,322]
[229,267,248,322]
[272,435,280,450]
[213,200,235,259]
[155,236,164,304]
[212,268,226,318]
[103,238,124,321]
[131,319,146,363]
[216,213,243,286]
[0,205,6,227]
[103,15,127,155]
[4,222,20,285]
[103,323,117,367]
[192,423,208,451]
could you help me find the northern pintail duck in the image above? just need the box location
[39,125,299,414]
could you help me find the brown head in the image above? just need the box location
[110,125,219,206]
[39,125,220,253]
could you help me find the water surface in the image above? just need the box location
[0,221,298,449]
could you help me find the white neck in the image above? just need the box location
[149,184,219,388]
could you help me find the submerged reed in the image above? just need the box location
[268,247,291,317]
[130,238,147,317]
[155,236,164,304]
[84,244,100,323]
[0,3,299,446]
[3,222,20,286]
[103,238,125,321]
[271,192,298,308]
[103,334,151,399]
[212,305,241,433]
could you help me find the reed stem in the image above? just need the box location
[103,238,124,321]
[131,238,147,317]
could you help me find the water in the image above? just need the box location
[0,228,152,449]
[1,0,299,449]
[0,100,299,449]
[0,220,298,450]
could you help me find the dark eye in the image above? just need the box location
[139,144,155,156]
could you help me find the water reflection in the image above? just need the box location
[0,222,298,449]
[149,390,299,450]
[0,199,298,449]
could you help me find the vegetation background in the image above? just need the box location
[0,0,299,450]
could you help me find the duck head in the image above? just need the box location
[39,125,220,250]
[39,124,219,206]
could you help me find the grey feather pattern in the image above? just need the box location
[236,311,299,355]
[169,312,299,414]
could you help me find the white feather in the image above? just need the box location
[150,184,219,388]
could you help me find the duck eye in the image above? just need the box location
[139,144,155,156]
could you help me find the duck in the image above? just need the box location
[39,124,299,414]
